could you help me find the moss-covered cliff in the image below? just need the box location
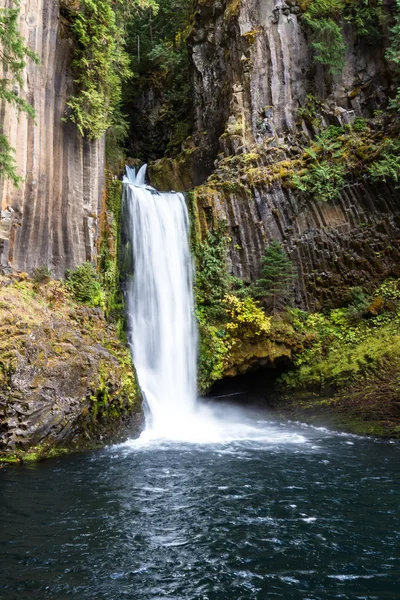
[0,272,142,463]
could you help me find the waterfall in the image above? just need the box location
[123,165,198,438]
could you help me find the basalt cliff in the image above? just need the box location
[0,0,104,276]
[150,0,400,309]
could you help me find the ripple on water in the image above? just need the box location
[1,411,399,600]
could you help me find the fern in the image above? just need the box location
[368,139,400,185]
[294,161,346,201]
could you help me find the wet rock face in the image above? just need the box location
[0,0,104,277]
[0,277,142,461]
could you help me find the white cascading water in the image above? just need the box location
[123,165,198,439]
[122,165,307,446]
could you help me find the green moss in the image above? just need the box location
[225,0,242,21]
[270,281,400,437]
[0,446,73,465]
[98,172,125,329]
[0,272,142,462]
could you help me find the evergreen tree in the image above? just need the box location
[0,0,39,186]
[252,241,296,314]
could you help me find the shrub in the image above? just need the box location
[345,286,370,322]
[66,262,104,307]
[32,266,52,286]
[368,139,400,185]
[223,294,271,339]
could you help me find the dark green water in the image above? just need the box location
[1,409,399,600]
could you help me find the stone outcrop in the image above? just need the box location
[0,0,104,277]
[183,0,400,311]
[0,275,142,462]
[190,0,390,164]
[194,179,400,310]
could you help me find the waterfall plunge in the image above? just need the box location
[123,166,199,439]
[121,165,307,446]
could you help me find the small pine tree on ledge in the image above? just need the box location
[252,241,296,314]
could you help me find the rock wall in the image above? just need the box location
[187,0,400,310]
[0,274,143,462]
[0,0,104,277]
[190,0,390,162]
[195,180,400,310]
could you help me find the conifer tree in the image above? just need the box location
[252,241,296,314]
[0,0,39,186]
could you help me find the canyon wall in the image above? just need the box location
[185,0,400,310]
[190,0,390,156]
[195,179,400,310]
[0,0,104,277]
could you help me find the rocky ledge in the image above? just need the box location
[0,274,142,463]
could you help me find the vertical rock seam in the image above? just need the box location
[0,0,104,276]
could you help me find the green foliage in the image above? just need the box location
[283,279,400,390]
[197,316,229,394]
[32,266,52,286]
[344,286,370,322]
[124,0,193,158]
[0,135,19,187]
[251,241,296,314]
[293,125,348,200]
[352,117,369,132]
[196,293,272,393]
[292,123,400,199]
[0,0,39,185]
[304,14,345,75]
[66,262,105,308]
[192,215,273,391]
[368,138,400,184]
[283,309,400,392]
[297,93,324,128]
[223,294,271,338]
[98,175,125,327]
[303,0,384,75]
[194,223,231,314]
[346,0,385,38]
[375,278,400,302]
[65,0,158,140]
[386,0,400,110]
[66,0,130,139]
[294,161,346,201]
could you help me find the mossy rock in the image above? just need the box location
[0,275,143,463]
